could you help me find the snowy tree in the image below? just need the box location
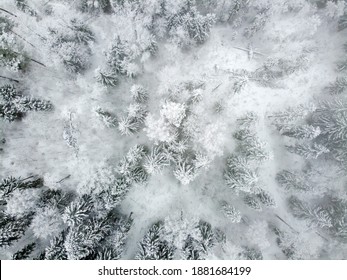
[136,222,175,260]
[312,99,347,162]
[278,124,321,140]
[144,113,178,143]
[244,9,269,38]
[118,116,140,135]
[167,2,216,45]
[237,112,259,128]
[63,112,79,154]
[224,155,259,193]
[241,247,263,260]
[64,217,111,259]
[288,196,333,229]
[243,195,262,211]
[5,188,41,216]
[173,159,197,185]
[0,213,33,247]
[130,84,148,103]
[286,142,329,159]
[0,85,52,122]
[234,129,271,162]
[160,101,186,127]
[256,188,277,208]
[126,103,147,123]
[268,103,316,125]
[95,68,118,87]
[62,195,94,227]
[276,170,312,192]
[220,202,242,223]
[94,107,118,128]
[31,207,64,239]
[12,242,36,260]
[143,146,170,174]
[45,231,68,260]
[326,77,347,95]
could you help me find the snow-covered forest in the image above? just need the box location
[0,0,347,260]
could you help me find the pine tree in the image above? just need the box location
[12,242,35,260]
[279,125,321,140]
[0,84,20,102]
[276,170,312,192]
[106,36,129,75]
[198,220,215,255]
[118,116,140,135]
[237,112,258,128]
[256,188,276,208]
[288,196,333,229]
[234,129,270,162]
[94,107,117,128]
[64,217,111,260]
[268,103,316,125]
[144,146,170,174]
[95,68,118,87]
[62,195,94,227]
[173,159,197,185]
[286,142,329,159]
[224,155,259,193]
[241,247,263,260]
[0,213,33,247]
[15,0,38,17]
[45,231,68,260]
[135,222,175,260]
[130,84,148,103]
[69,19,95,44]
[243,195,262,211]
[326,77,347,95]
[127,103,147,123]
[244,9,269,38]
[182,235,203,260]
[220,202,242,223]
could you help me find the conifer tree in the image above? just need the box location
[279,125,321,140]
[173,159,197,185]
[224,155,259,193]
[286,142,329,159]
[136,222,175,260]
[256,188,276,208]
[276,170,312,192]
[45,231,68,260]
[12,242,36,260]
[288,196,333,229]
[241,247,263,260]
[0,213,33,247]
[130,84,148,103]
[144,146,170,174]
[95,68,118,87]
[243,195,262,211]
[220,202,242,223]
[94,107,118,128]
[326,77,347,95]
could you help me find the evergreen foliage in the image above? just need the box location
[136,222,175,260]
[276,170,312,192]
[94,107,118,128]
[288,196,333,229]
[286,142,329,159]
[12,242,36,260]
[224,155,259,193]
[95,68,118,87]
